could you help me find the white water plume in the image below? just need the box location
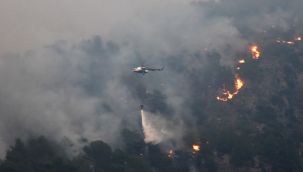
[140,110,174,144]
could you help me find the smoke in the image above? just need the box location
[0,41,127,155]
[0,0,302,157]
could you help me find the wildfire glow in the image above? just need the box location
[192,144,200,151]
[250,45,261,60]
[217,77,244,102]
[235,77,244,90]
[238,59,245,64]
[218,35,301,103]
[216,90,233,102]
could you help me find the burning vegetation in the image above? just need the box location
[216,34,302,103]
[216,43,264,102]
[216,76,245,102]
[192,144,201,152]
[250,45,261,60]
[238,59,245,64]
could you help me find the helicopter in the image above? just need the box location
[132,66,164,74]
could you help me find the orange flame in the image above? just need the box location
[238,59,245,64]
[250,45,261,60]
[217,77,244,102]
[216,90,234,102]
[192,144,200,151]
[235,77,244,90]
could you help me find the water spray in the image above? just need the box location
[140,105,162,144]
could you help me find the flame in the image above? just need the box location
[217,77,244,102]
[216,89,235,102]
[218,35,301,103]
[238,59,245,64]
[192,144,200,151]
[250,45,261,60]
[235,77,244,90]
